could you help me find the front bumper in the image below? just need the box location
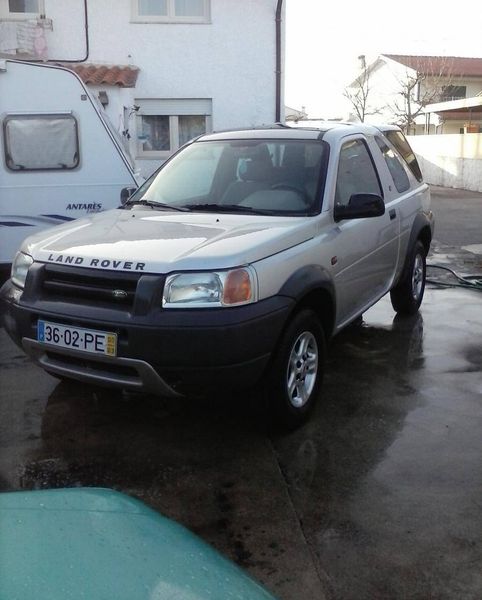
[1,271,293,396]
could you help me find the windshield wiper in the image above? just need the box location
[183,203,275,215]
[125,199,190,212]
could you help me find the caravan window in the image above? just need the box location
[3,114,79,171]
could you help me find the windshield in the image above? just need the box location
[127,139,328,215]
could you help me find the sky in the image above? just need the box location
[285,0,482,118]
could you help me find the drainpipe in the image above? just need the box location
[275,0,283,122]
[48,0,89,63]
[24,0,89,63]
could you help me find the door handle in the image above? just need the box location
[389,209,396,220]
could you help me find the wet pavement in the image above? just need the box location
[1,189,482,600]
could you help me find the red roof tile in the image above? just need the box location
[58,63,140,88]
[384,55,482,77]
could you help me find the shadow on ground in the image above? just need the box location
[1,269,482,599]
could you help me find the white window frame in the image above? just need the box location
[131,0,210,23]
[0,0,44,19]
[135,98,212,160]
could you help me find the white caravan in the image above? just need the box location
[0,60,138,267]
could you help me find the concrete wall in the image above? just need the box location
[408,133,482,192]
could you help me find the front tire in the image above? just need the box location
[265,309,325,429]
[390,240,426,315]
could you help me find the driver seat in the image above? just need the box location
[220,147,273,205]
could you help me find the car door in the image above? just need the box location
[376,130,429,283]
[329,135,400,328]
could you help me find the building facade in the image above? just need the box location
[345,54,482,135]
[0,0,284,176]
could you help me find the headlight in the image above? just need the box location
[11,252,34,289]
[163,267,257,308]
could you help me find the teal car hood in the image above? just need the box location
[0,488,277,600]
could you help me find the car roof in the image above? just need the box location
[196,122,401,142]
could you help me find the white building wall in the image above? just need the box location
[409,133,482,192]
[43,0,86,60]
[39,0,280,177]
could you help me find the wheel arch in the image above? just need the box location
[278,265,336,340]
[410,212,433,254]
[418,222,432,256]
[397,212,432,285]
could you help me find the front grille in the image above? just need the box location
[41,264,141,309]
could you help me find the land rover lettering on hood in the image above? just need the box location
[46,254,146,271]
[0,124,433,429]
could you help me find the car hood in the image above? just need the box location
[0,488,277,600]
[22,208,316,273]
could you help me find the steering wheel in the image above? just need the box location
[270,182,310,206]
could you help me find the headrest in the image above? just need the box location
[240,158,272,182]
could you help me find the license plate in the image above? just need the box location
[37,320,117,356]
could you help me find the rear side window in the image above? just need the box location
[375,136,410,193]
[3,114,79,171]
[384,130,423,182]
[335,138,382,207]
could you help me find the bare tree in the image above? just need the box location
[344,55,382,122]
[388,56,457,134]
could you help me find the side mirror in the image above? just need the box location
[334,193,385,222]
[120,187,137,205]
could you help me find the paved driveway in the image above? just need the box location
[0,186,481,600]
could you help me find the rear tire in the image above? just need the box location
[264,309,325,430]
[390,240,426,315]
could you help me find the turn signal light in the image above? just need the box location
[223,269,252,305]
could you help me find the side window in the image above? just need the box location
[375,136,410,194]
[384,130,423,182]
[3,114,79,171]
[335,139,382,207]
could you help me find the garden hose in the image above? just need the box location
[426,263,482,291]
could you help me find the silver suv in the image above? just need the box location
[1,123,433,428]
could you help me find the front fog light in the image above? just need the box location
[11,252,33,289]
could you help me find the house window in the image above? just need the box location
[0,0,44,18]
[440,85,466,102]
[178,115,207,146]
[132,0,210,23]
[3,114,79,171]
[140,115,171,152]
[136,99,212,158]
